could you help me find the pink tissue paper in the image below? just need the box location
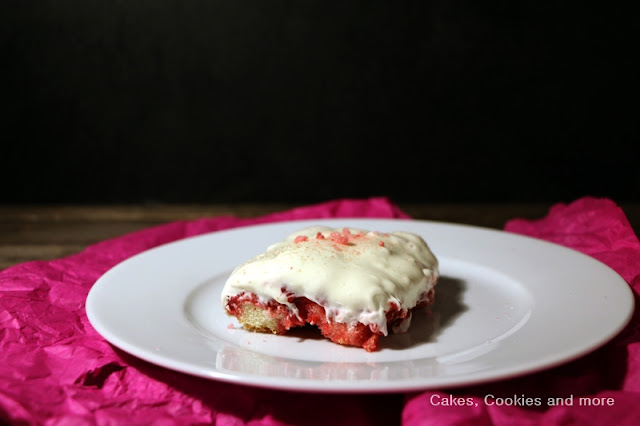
[1,196,639,425]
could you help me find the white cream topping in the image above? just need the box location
[221,226,439,335]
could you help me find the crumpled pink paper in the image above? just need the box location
[0,197,408,426]
[1,196,639,425]
[403,197,640,426]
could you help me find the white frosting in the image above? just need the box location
[221,226,439,335]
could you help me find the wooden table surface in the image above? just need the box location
[1,202,639,270]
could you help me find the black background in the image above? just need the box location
[2,1,638,205]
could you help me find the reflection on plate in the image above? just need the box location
[86,219,634,393]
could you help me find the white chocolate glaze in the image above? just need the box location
[221,226,439,335]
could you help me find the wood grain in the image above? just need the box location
[1,203,638,270]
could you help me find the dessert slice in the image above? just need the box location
[221,226,439,352]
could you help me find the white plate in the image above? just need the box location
[86,218,634,393]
